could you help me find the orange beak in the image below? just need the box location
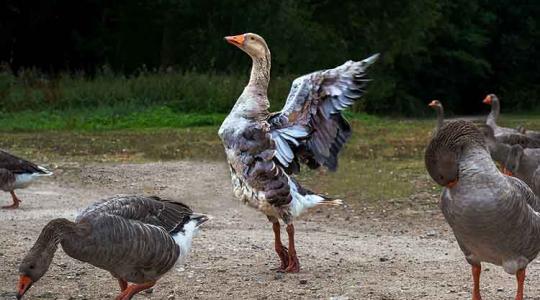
[224,34,245,47]
[483,95,492,105]
[502,167,513,176]
[428,100,438,107]
[446,179,458,189]
[16,275,33,300]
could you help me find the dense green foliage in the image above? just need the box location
[1,0,540,115]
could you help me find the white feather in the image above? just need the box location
[171,219,200,266]
[14,166,52,189]
[288,176,327,217]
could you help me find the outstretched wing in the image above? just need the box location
[76,195,193,234]
[268,54,379,173]
[0,150,50,174]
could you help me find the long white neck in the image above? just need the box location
[228,52,272,120]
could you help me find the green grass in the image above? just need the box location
[0,106,226,131]
[0,106,384,132]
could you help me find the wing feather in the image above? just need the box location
[76,195,193,234]
[0,150,50,174]
[268,54,378,173]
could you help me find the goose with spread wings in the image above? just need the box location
[219,32,378,272]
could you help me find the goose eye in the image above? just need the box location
[250,37,255,40]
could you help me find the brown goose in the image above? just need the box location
[425,120,540,300]
[219,33,377,272]
[16,195,209,300]
[0,149,52,209]
[428,100,444,131]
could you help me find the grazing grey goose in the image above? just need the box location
[16,195,209,300]
[0,149,52,209]
[428,100,444,131]
[425,120,540,300]
[219,33,378,272]
[503,144,540,196]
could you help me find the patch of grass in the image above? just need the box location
[0,106,226,131]
[0,107,383,132]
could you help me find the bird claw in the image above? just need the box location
[2,203,20,209]
[284,256,300,273]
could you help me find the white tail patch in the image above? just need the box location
[14,166,52,188]
[288,177,342,217]
[171,215,208,266]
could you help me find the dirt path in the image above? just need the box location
[1,161,540,300]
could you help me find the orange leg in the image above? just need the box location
[2,191,21,209]
[515,268,526,300]
[284,223,300,273]
[272,222,289,271]
[472,264,482,300]
[115,281,155,300]
[117,278,128,292]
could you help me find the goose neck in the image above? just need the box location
[247,53,270,92]
[487,99,500,125]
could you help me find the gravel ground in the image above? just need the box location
[1,161,540,300]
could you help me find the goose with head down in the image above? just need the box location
[219,33,378,272]
[0,150,52,209]
[425,120,540,300]
[16,195,209,300]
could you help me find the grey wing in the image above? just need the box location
[0,150,50,174]
[65,215,180,282]
[76,195,193,234]
[269,54,379,173]
[230,123,293,207]
[506,175,540,213]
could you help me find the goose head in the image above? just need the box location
[428,100,442,109]
[224,33,269,59]
[425,121,486,188]
[483,93,498,105]
[16,247,54,299]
